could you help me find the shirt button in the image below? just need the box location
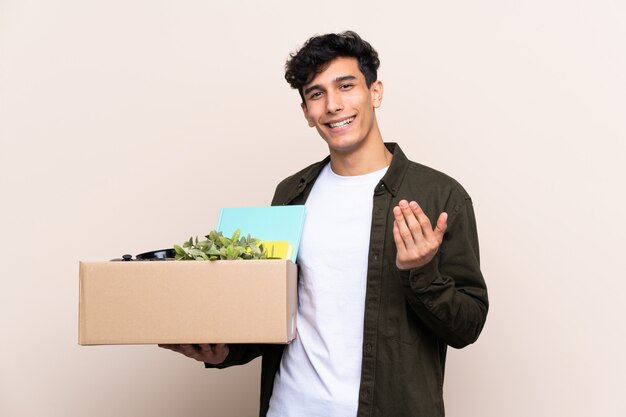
[363,389,371,400]
[364,343,372,353]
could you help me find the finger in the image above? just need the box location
[198,344,216,359]
[158,344,184,353]
[409,201,434,239]
[393,205,418,251]
[159,344,198,358]
[179,344,204,360]
[399,200,423,240]
[198,344,224,355]
[393,220,407,253]
[202,343,229,364]
[434,212,448,241]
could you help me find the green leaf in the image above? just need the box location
[188,248,205,257]
[175,228,267,261]
[208,230,220,241]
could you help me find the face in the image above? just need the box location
[301,56,383,155]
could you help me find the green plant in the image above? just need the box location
[174,229,267,261]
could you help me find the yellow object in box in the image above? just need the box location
[262,241,293,260]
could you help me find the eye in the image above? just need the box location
[308,91,323,100]
[339,83,354,90]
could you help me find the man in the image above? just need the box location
[161,31,488,417]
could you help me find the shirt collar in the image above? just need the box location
[379,142,409,197]
[289,142,408,203]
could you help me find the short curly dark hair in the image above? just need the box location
[285,31,380,102]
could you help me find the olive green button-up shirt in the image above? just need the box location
[209,143,489,417]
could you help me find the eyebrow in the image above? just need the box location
[303,75,358,96]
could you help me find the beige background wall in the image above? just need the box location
[1,1,624,416]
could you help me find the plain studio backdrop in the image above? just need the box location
[1,1,624,416]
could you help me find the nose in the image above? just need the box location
[325,91,343,114]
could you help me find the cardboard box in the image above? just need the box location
[79,259,297,345]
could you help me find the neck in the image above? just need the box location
[329,137,392,176]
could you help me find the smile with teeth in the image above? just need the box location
[328,116,355,128]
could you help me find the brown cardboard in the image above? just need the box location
[79,259,297,345]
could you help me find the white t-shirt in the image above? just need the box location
[267,162,388,417]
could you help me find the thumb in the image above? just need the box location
[435,212,448,240]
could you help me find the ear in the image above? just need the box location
[370,80,384,108]
[301,102,315,127]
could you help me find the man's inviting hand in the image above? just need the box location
[392,199,448,270]
[158,343,229,365]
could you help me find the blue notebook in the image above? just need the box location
[216,206,306,263]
